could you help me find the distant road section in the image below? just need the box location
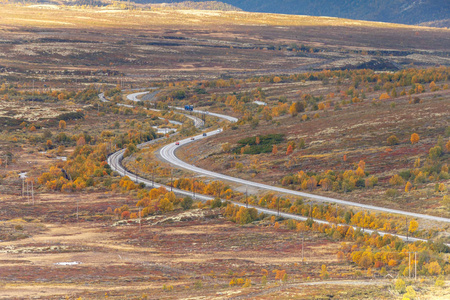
[126,88,158,102]
[170,106,238,123]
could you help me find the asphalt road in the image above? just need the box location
[104,91,450,244]
[158,113,450,224]
[108,136,437,244]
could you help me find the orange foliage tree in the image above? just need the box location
[410,133,420,144]
[286,144,293,155]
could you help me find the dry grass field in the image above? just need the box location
[0,4,449,299]
[0,190,392,299]
[0,4,449,86]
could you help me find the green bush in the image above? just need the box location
[234,133,284,154]
[181,196,193,210]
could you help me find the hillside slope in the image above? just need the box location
[140,0,450,25]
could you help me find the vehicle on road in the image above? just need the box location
[203,133,207,136]
[184,105,194,111]
[175,142,179,145]
[191,137,195,140]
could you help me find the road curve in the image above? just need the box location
[104,90,450,224]
[171,106,238,123]
[103,92,450,244]
[126,88,158,102]
[159,116,450,224]
[107,137,434,244]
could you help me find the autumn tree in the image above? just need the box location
[429,146,442,160]
[158,198,173,213]
[286,144,293,155]
[409,220,418,234]
[306,177,317,191]
[272,145,278,155]
[273,269,286,282]
[289,103,298,117]
[59,120,66,130]
[181,196,193,210]
[298,138,305,149]
[442,195,450,210]
[405,181,412,192]
[379,93,390,100]
[389,174,405,186]
[77,136,86,146]
[428,261,442,275]
[320,264,329,279]
[46,140,53,150]
[387,135,399,146]
[410,133,419,144]
[429,81,437,91]
[222,142,231,152]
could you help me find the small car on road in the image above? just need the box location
[175,142,179,145]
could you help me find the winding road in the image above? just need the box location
[160,138,450,223]
[104,90,450,244]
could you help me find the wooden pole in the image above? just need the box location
[277,198,280,217]
[408,252,411,278]
[31,181,34,205]
[27,180,30,203]
[170,166,173,192]
[415,252,417,281]
[246,186,248,208]
[152,166,155,187]
[139,207,142,231]
[302,236,305,263]
[406,217,409,241]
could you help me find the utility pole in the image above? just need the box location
[245,185,248,208]
[335,203,338,227]
[301,235,305,263]
[170,166,173,192]
[26,180,30,203]
[152,166,155,187]
[406,217,409,241]
[135,164,138,183]
[277,197,280,217]
[414,252,417,281]
[31,180,34,205]
[139,207,142,232]
[408,252,411,278]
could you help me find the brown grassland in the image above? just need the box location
[0,4,449,299]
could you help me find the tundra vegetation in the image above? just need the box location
[0,3,449,299]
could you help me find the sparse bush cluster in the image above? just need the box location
[234,134,284,155]
[281,160,377,193]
